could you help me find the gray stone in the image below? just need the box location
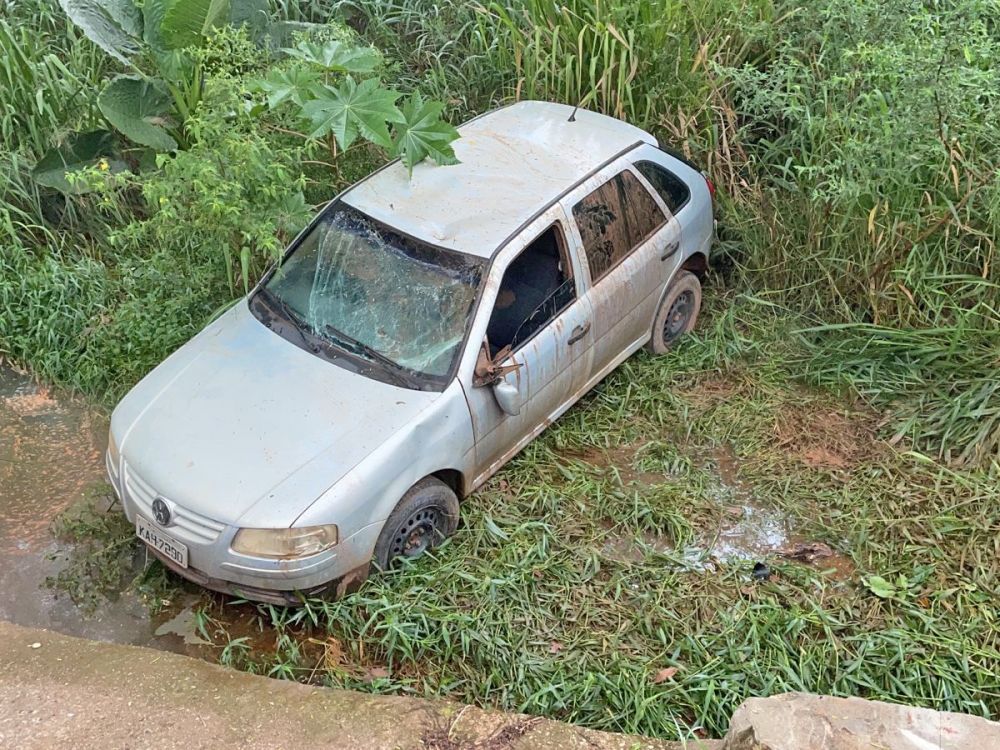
[724,692,1000,750]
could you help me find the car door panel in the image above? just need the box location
[564,166,681,377]
[463,211,594,482]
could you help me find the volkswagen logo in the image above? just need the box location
[151,497,171,527]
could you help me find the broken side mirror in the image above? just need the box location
[492,380,521,416]
[471,338,523,416]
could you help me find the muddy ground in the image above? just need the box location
[0,365,851,664]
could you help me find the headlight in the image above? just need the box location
[108,426,120,466]
[232,525,339,559]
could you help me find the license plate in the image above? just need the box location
[137,515,188,569]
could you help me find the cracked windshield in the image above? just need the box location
[264,202,484,379]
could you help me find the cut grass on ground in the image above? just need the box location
[173,295,999,741]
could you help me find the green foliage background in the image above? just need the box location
[3,0,997,462]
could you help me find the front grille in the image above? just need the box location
[123,463,225,544]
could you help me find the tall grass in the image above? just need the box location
[718,0,1000,466]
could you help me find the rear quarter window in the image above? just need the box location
[635,161,691,214]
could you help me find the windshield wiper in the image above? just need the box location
[321,325,415,386]
[257,290,320,354]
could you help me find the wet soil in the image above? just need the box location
[1,366,853,664]
[0,368,213,655]
[593,441,854,577]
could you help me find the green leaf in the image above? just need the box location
[142,0,169,49]
[142,0,193,81]
[300,76,402,150]
[483,514,509,541]
[265,20,320,51]
[391,91,460,175]
[32,131,127,194]
[58,0,139,64]
[161,0,231,49]
[98,76,178,150]
[271,192,312,236]
[230,0,267,26]
[99,0,142,37]
[864,575,897,599]
[230,0,269,42]
[252,66,319,109]
[282,39,380,73]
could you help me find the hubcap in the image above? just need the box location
[388,506,444,564]
[663,290,695,343]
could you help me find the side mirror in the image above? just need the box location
[493,380,521,416]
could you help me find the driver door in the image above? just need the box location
[465,216,594,480]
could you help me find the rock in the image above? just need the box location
[724,692,1000,750]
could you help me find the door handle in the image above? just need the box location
[660,241,680,261]
[568,321,591,345]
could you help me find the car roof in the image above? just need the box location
[341,101,657,258]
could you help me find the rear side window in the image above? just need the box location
[573,171,666,282]
[635,161,690,214]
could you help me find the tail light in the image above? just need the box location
[703,172,716,199]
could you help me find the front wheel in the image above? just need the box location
[647,271,702,354]
[372,477,459,570]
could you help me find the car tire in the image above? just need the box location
[372,477,460,570]
[647,271,702,354]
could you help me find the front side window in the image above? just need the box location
[572,170,666,282]
[253,202,485,386]
[486,225,574,357]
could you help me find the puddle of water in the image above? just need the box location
[705,445,791,561]
[705,445,855,577]
[0,368,220,652]
[596,443,854,579]
[154,600,213,645]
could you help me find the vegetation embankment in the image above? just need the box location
[3,0,999,741]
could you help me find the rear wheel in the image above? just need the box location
[372,477,459,570]
[647,271,702,354]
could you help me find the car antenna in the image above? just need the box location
[568,76,604,121]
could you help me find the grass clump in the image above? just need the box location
[45,484,140,612]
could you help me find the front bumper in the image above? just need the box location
[107,450,378,603]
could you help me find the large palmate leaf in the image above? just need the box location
[32,130,128,194]
[98,76,178,150]
[252,66,320,109]
[58,0,139,63]
[301,77,402,149]
[391,92,460,175]
[282,39,380,73]
[161,0,231,49]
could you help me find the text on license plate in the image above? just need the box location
[136,515,188,569]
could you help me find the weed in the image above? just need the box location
[44,484,142,612]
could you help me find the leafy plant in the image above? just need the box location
[111,88,312,295]
[31,130,128,193]
[251,38,459,174]
[49,0,323,162]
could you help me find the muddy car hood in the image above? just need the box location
[112,300,439,527]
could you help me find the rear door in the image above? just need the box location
[564,166,680,377]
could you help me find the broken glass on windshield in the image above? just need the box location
[262,202,485,382]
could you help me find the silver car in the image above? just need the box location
[106,101,715,604]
